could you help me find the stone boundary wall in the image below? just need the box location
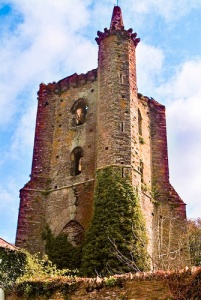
[6,267,201,300]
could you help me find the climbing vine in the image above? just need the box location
[0,248,26,290]
[81,167,149,276]
[42,226,82,270]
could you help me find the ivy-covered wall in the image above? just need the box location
[42,227,82,270]
[0,248,26,290]
[42,167,149,276]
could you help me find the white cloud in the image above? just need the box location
[10,0,92,33]
[0,1,98,242]
[136,44,201,220]
[158,59,201,219]
[0,187,13,210]
[0,179,19,212]
[89,0,201,25]
[157,59,201,100]
[128,0,201,21]
[0,0,97,128]
[167,95,201,218]
[10,103,36,159]
[136,42,164,96]
[0,182,18,243]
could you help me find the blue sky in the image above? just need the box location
[0,0,201,244]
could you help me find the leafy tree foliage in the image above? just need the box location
[81,167,149,276]
[188,218,201,266]
[0,248,26,290]
[15,251,77,299]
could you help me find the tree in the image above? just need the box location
[81,167,149,276]
[188,218,201,266]
[152,204,190,270]
[42,226,82,270]
[0,248,26,291]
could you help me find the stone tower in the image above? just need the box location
[16,6,189,269]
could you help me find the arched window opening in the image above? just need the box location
[61,220,84,246]
[71,99,88,126]
[138,109,142,136]
[71,147,83,176]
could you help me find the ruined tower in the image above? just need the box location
[16,6,189,269]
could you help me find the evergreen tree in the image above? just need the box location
[81,167,149,276]
[42,227,81,270]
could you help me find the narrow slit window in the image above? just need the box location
[120,122,124,132]
[140,160,144,183]
[75,154,82,175]
[138,109,142,136]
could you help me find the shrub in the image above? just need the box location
[0,247,26,290]
[16,251,77,299]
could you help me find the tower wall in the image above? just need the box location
[137,96,154,260]
[149,99,189,269]
[16,5,189,268]
[16,82,57,252]
[45,73,98,239]
[16,71,98,253]
[95,19,155,262]
[97,34,133,169]
[31,82,58,185]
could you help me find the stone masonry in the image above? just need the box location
[16,6,189,269]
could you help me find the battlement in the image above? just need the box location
[95,27,140,46]
[37,69,98,98]
[57,69,97,93]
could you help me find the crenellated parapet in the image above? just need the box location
[57,69,97,93]
[95,27,140,47]
[36,69,98,98]
[37,82,57,100]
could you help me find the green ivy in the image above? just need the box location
[42,226,82,270]
[15,251,77,299]
[81,167,149,276]
[16,279,77,300]
[139,136,145,144]
[0,248,26,290]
